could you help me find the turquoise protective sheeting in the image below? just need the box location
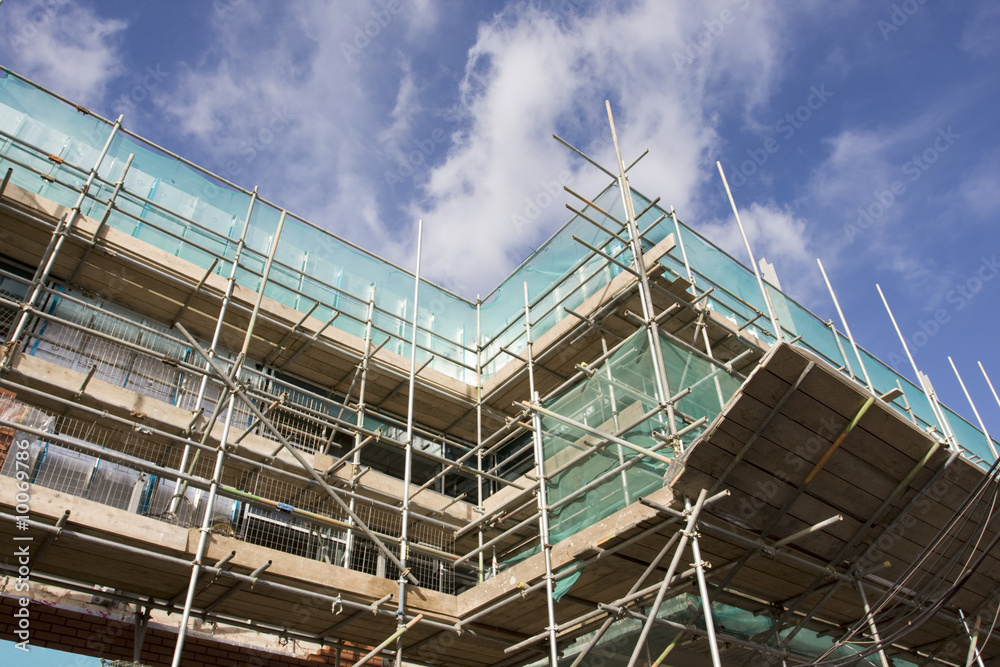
[549,592,922,667]
[0,69,997,465]
[479,184,632,377]
[539,330,744,549]
[552,566,582,602]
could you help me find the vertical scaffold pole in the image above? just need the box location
[605,102,678,442]
[396,219,423,665]
[170,191,260,513]
[524,281,560,666]
[476,296,486,582]
[344,283,376,570]
[949,357,998,460]
[876,284,957,448]
[601,336,630,504]
[625,489,708,667]
[856,579,891,667]
[4,115,123,369]
[669,207,695,288]
[170,394,235,667]
[980,362,1000,412]
[717,161,783,343]
[171,191,259,667]
[188,188,259,413]
[688,494,723,667]
[817,258,875,394]
[960,609,987,667]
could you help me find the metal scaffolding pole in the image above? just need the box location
[524,281,560,666]
[688,495,724,667]
[980,362,1000,413]
[959,609,988,667]
[717,161,783,343]
[606,101,679,443]
[856,578,893,667]
[600,335,631,504]
[949,356,998,460]
[344,283,376,570]
[169,189,258,514]
[396,219,423,666]
[3,114,123,369]
[174,322,418,584]
[626,489,708,667]
[476,296,486,581]
[170,391,236,667]
[817,257,875,394]
[877,284,957,448]
[170,194,264,667]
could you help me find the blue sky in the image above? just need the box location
[1,0,999,440]
[0,640,98,665]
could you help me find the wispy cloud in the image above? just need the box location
[123,0,809,298]
[958,2,1000,57]
[411,0,796,294]
[0,0,127,106]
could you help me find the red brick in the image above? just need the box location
[64,619,94,631]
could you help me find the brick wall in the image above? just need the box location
[0,597,382,666]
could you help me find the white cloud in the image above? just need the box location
[411,0,795,295]
[1,0,127,106]
[152,4,418,250]
[957,159,1000,218]
[140,0,800,297]
[959,3,1000,57]
[695,200,820,302]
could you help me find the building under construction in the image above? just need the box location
[1,67,999,667]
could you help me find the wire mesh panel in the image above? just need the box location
[1,352,460,594]
[23,288,205,411]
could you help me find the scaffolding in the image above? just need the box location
[1,65,1000,667]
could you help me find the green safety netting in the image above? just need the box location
[540,330,744,549]
[548,593,922,667]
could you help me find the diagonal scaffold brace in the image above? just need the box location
[173,321,419,586]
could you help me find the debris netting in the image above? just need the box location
[540,330,744,547]
[549,593,920,666]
